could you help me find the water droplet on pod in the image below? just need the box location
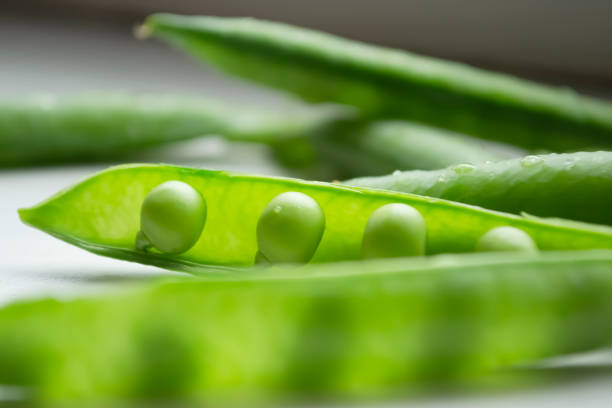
[564,157,577,170]
[520,155,543,168]
[452,163,475,174]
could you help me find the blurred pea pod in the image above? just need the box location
[1,251,612,400]
[311,118,521,178]
[0,94,512,175]
[346,151,612,226]
[0,94,329,167]
[142,14,612,151]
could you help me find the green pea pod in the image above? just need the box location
[311,119,521,178]
[143,14,612,151]
[0,94,510,174]
[1,250,612,400]
[346,151,612,226]
[0,93,325,167]
[18,164,612,271]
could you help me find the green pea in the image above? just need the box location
[476,226,538,253]
[361,203,426,259]
[256,192,325,263]
[138,180,207,254]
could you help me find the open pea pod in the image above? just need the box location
[143,14,612,151]
[1,251,612,400]
[19,164,612,271]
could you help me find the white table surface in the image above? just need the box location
[1,15,611,407]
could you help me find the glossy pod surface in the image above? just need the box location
[18,164,612,272]
[347,151,612,226]
[1,251,612,399]
[145,14,612,151]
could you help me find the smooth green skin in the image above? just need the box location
[256,192,325,263]
[0,94,510,176]
[0,93,330,167]
[361,203,426,259]
[139,180,207,254]
[1,250,612,400]
[145,14,612,151]
[346,151,612,226]
[476,226,538,253]
[17,164,612,272]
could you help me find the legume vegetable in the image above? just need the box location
[1,250,612,400]
[361,203,426,259]
[18,164,612,272]
[138,180,207,254]
[0,94,509,175]
[256,191,325,263]
[5,9,612,404]
[0,94,297,166]
[143,14,612,151]
[346,151,612,226]
[476,226,538,253]
[312,119,521,178]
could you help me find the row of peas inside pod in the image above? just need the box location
[136,180,538,264]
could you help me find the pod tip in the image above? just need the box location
[17,207,33,225]
[133,23,153,40]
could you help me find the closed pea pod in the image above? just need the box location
[256,191,325,263]
[0,94,508,174]
[144,14,612,151]
[4,250,612,399]
[476,226,537,253]
[345,151,612,226]
[361,203,426,259]
[138,180,207,254]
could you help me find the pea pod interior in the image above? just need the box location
[19,164,612,270]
